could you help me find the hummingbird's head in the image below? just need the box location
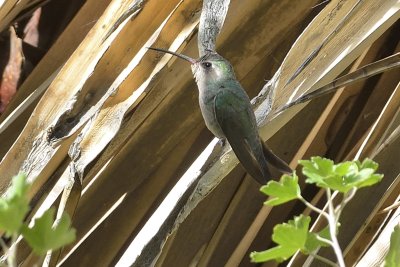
[192,51,236,86]
[148,47,236,87]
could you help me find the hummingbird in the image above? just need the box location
[148,47,292,184]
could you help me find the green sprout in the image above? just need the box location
[251,157,383,267]
[0,173,75,267]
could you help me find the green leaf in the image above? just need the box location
[344,163,383,190]
[358,158,379,170]
[21,208,76,255]
[300,157,383,193]
[384,225,400,267]
[0,173,30,236]
[304,226,331,252]
[333,161,355,176]
[300,157,334,188]
[260,173,301,206]
[250,215,310,263]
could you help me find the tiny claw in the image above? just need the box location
[218,138,226,147]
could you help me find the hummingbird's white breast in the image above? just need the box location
[197,81,225,138]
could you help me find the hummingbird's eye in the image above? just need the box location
[202,62,212,68]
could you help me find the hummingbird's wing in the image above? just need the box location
[214,89,271,184]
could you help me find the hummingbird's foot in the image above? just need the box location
[218,138,226,147]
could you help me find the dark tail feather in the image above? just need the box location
[253,167,271,185]
[229,138,271,185]
[262,141,292,174]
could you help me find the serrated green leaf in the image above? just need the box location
[318,224,334,240]
[358,158,379,171]
[0,173,30,236]
[301,157,334,176]
[250,215,310,263]
[384,225,400,267]
[300,157,334,188]
[6,173,30,198]
[250,246,292,263]
[333,161,355,176]
[300,157,383,193]
[304,226,331,252]
[21,208,76,255]
[344,169,383,190]
[260,173,300,206]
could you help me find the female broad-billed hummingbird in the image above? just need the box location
[148,48,292,184]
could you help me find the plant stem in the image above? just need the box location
[0,238,8,255]
[4,234,18,267]
[310,252,339,267]
[299,195,330,220]
[326,189,345,267]
[315,234,334,247]
[11,234,18,267]
[0,238,9,267]
[335,188,357,223]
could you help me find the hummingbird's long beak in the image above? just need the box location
[147,47,196,64]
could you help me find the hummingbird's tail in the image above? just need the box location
[230,138,291,184]
[233,139,291,184]
[261,142,292,174]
